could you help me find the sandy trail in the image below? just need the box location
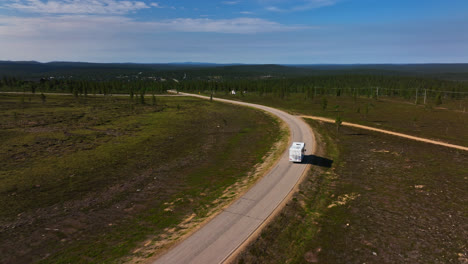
[301,115,468,151]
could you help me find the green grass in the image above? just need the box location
[236,120,467,264]
[207,92,468,147]
[0,93,282,263]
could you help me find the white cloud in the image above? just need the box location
[1,12,463,64]
[0,15,306,36]
[239,11,254,15]
[0,11,309,62]
[4,0,152,14]
[266,6,282,12]
[159,17,305,33]
[150,2,162,8]
[265,0,338,12]
[222,1,240,5]
[0,15,309,63]
[292,0,337,10]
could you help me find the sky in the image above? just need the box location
[0,0,467,64]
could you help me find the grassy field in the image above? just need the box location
[234,120,467,263]
[208,92,468,147]
[0,93,283,263]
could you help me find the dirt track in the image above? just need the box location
[301,115,468,152]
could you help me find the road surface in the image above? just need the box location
[153,93,316,264]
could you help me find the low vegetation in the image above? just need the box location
[207,93,468,147]
[235,120,467,263]
[2,65,466,264]
[0,93,282,263]
[3,67,467,146]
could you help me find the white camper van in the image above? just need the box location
[289,142,305,163]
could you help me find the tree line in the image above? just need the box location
[0,77,174,95]
[2,74,467,101]
[176,75,468,101]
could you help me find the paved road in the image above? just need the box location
[153,93,316,264]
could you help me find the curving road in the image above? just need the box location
[153,93,316,264]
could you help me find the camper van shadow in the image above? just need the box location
[302,155,333,168]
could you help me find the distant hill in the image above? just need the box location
[0,61,224,77]
[1,61,467,81]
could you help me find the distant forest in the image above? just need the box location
[1,61,467,101]
[179,75,468,101]
[2,61,468,80]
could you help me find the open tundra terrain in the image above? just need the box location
[205,93,468,147]
[0,94,282,263]
[1,0,468,261]
[0,62,467,264]
[194,87,467,263]
[235,120,467,264]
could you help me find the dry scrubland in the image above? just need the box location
[202,92,468,263]
[211,93,468,147]
[235,120,467,264]
[1,91,466,264]
[0,94,281,263]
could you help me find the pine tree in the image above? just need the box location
[322,97,328,110]
[435,93,442,105]
[335,116,342,132]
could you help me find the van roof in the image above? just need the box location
[290,142,305,150]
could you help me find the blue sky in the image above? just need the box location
[0,0,467,63]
